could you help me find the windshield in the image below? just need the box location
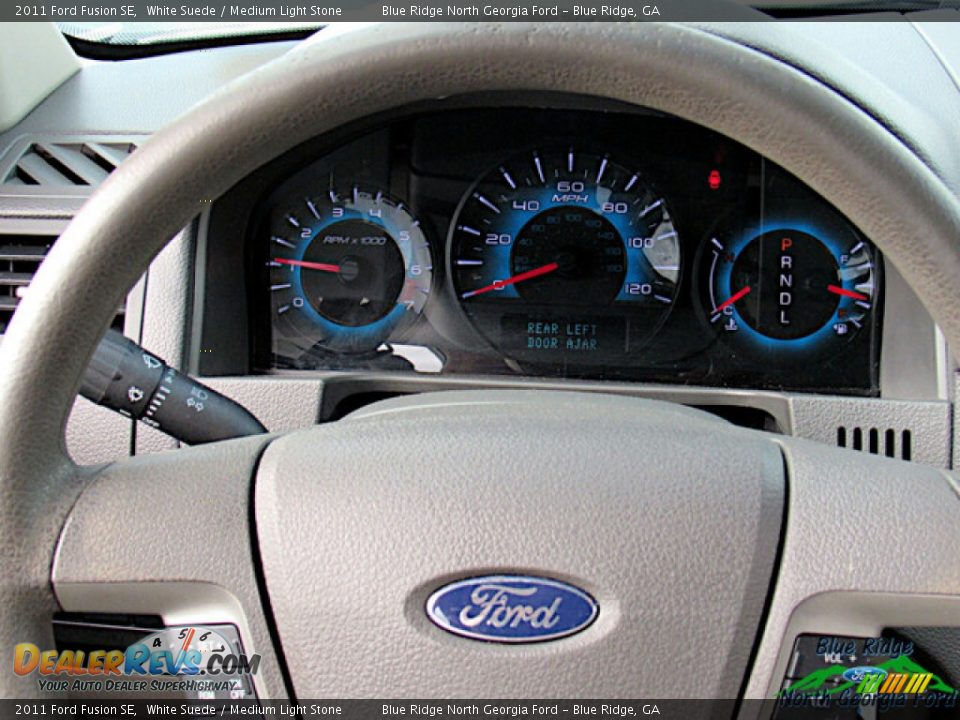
[57,3,943,48]
[57,21,323,46]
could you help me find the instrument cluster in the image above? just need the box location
[251,107,882,394]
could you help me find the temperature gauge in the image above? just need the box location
[705,224,877,354]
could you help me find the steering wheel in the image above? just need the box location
[3,22,960,701]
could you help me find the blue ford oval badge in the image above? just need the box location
[426,575,598,643]
[842,666,888,683]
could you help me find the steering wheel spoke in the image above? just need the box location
[51,434,288,698]
[744,436,960,698]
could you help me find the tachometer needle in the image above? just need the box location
[461,262,559,299]
[827,284,869,301]
[715,286,751,313]
[274,257,341,273]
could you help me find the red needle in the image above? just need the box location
[274,257,341,273]
[715,286,751,313]
[177,627,195,665]
[828,284,869,301]
[461,262,560,299]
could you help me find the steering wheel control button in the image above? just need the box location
[51,617,258,701]
[426,575,598,643]
[776,632,956,716]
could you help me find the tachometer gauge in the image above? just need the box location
[268,187,432,359]
[449,147,681,367]
[705,222,877,353]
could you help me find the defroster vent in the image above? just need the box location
[2,138,139,188]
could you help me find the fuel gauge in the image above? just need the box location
[705,224,877,353]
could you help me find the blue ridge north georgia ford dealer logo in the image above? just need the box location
[426,575,598,643]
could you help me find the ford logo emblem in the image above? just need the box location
[842,666,888,683]
[425,575,598,643]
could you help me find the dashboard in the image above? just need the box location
[2,21,960,712]
[232,104,882,394]
[0,24,951,467]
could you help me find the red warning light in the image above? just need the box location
[708,169,722,191]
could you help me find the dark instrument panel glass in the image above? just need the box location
[250,107,882,394]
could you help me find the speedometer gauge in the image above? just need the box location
[449,148,680,367]
[269,186,432,360]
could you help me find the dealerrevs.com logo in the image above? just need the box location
[13,626,260,695]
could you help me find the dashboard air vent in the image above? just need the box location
[0,232,124,334]
[837,425,912,461]
[3,140,138,188]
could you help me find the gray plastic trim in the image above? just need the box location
[0,213,140,465]
[790,395,951,467]
[0,209,197,465]
[0,24,79,133]
[953,372,960,469]
[880,261,951,401]
[204,377,324,433]
[201,373,954,467]
[135,226,197,456]
[0,41,297,147]
[0,134,145,194]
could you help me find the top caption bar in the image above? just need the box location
[10,0,960,23]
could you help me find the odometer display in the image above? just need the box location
[448,147,681,368]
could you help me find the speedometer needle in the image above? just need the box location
[715,285,751,313]
[274,257,341,273]
[827,284,869,301]
[461,262,559,299]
